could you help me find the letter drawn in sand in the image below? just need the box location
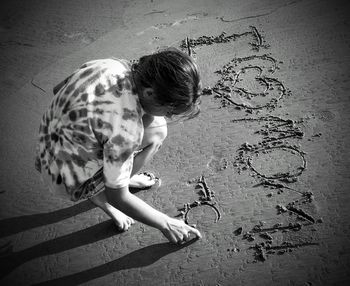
[178,175,221,225]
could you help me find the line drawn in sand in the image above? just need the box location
[230,115,321,262]
[237,192,321,262]
[180,27,282,107]
[180,26,269,53]
[179,25,322,262]
[246,194,322,262]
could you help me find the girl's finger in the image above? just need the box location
[183,233,191,241]
[163,230,178,244]
[188,226,202,239]
[177,234,185,244]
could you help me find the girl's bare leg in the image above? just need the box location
[90,115,167,229]
[89,191,134,231]
[129,115,167,188]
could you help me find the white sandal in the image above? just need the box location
[129,172,161,189]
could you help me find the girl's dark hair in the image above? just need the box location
[132,47,201,118]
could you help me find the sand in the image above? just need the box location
[0,0,350,285]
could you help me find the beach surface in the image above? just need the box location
[0,0,349,285]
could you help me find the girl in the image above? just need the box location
[36,48,202,244]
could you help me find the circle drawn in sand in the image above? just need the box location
[248,146,306,179]
[184,202,221,226]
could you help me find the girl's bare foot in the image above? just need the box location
[89,192,135,231]
[106,204,135,231]
[129,172,159,189]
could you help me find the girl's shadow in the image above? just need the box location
[0,200,108,279]
[0,187,190,283]
[34,240,197,286]
[0,187,142,239]
[0,200,94,239]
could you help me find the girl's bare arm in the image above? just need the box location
[105,186,201,243]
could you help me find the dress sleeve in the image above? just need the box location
[90,58,143,189]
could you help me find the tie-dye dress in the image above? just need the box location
[35,59,144,201]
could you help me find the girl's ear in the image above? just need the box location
[142,87,155,99]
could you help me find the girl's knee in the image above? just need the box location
[142,116,167,148]
[152,117,167,143]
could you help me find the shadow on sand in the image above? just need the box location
[0,200,95,239]
[34,240,197,286]
[0,187,142,239]
[0,186,191,284]
[0,212,120,280]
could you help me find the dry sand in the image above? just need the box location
[1,0,350,285]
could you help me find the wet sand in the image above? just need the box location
[1,0,350,285]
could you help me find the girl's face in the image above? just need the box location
[139,87,197,120]
[139,88,174,118]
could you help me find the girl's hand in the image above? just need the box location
[161,217,202,244]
